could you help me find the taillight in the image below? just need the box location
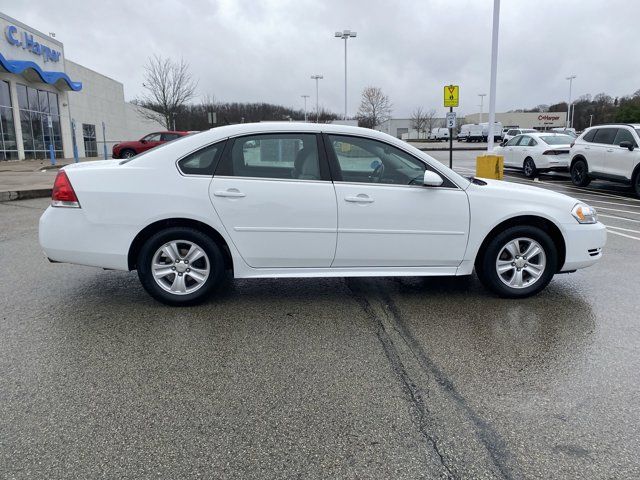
[51,170,80,208]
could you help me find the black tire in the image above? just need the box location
[633,171,640,198]
[137,227,225,306]
[475,225,558,298]
[121,149,137,159]
[523,157,537,178]
[570,159,591,187]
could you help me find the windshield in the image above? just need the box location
[539,135,574,145]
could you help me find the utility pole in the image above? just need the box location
[301,95,310,122]
[566,75,576,128]
[334,30,357,120]
[486,0,500,152]
[311,75,323,123]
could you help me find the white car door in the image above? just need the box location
[210,133,337,268]
[605,128,637,179]
[502,136,521,166]
[590,127,618,174]
[325,134,470,267]
[512,135,533,167]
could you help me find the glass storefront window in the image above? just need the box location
[83,123,98,157]
[0,82,19,160]
[16,84,63,159]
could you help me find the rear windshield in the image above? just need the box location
[539,135,574,145]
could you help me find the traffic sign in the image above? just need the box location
[444,85,459,107]
[446,112,457,129]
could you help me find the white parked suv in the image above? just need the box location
[39,123,606,305]
[569,124,640,197]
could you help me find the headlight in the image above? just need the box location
[571,203,598,224]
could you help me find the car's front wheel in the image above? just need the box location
[137,227,225,306]
[476,226,558,298]
[121,149,137,159]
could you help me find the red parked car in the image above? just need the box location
[112,131,190,159]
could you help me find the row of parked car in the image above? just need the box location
[492,123,640,197]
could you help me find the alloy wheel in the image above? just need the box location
[151,240,210,295]
[495,237,547,289]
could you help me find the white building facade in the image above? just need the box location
[0,12,163,160]
[464,111,567,129]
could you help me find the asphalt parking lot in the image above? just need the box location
[2,158,640,479]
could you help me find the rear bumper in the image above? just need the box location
[39,206,132,271]
[560,222,607,271]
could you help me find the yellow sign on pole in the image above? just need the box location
[444,85,459,107]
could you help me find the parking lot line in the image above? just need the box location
[606,225,640,234]
[599,214,640,224]
[573,198,640,210]
[606,229,640,241]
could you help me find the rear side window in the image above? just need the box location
[507,129,518,136]
[216,133,324,181]
[517,136,531,146]
[177,141,225,175]
[613,128,636,146]
[593,128,618,145]
[582,129,596,142]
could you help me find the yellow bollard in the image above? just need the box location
[475,154,504,180]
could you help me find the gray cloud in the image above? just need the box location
[8,0,639,117]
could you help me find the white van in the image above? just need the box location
[460,124,484,142]
[429,127,450,142]
[480,122,503,142]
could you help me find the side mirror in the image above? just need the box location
[423,170,444,187]
[140,139,147,144]
[500,141,506,147]
[619,141,634,151]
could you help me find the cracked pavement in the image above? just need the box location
[1,197,640,479]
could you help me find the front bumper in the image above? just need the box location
[560,221,607,271]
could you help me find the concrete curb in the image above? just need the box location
[0,189,52,202]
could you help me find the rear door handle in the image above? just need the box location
[606,149,614,152]
[345,194,374,203]
[214,189,246,198]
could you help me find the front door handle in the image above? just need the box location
[345,194,374,203]
[214,189,246,198]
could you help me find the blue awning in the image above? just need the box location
[0,52,82,91]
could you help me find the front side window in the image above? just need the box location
[143,133,161,142]
[593,128,617,145]
[217,133,322,181]
[177,141,225,175]
[328,135,443,186]
[506,136,521,146]
[613,128,636,147]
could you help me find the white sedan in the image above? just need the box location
[39,123,606,305]
[494,132,574,178]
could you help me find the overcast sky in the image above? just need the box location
[7,0,640,118]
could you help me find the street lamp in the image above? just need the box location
[301,94,310,122]
[486,0,500,151]
[334,30,357,120]
[478,93,487,124]
[311,74,323,123]
[566,75,576,128]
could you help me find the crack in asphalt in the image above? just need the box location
[345,278,516,480]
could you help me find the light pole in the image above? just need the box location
[478,93,487,124]
[301,94,310,122]
[311,75,323,123]
[486,0,500,151]
[589,114,593,127]
[334,29,357,120]
[566,75,576,128]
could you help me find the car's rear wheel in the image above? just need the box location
[570,159,591,187]
[121,149,136,159]
[137,227,224,306]
[523,157,537,178]
[634,171,640,198]
[476,226,557,298]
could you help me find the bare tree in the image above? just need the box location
[138,55,198,130]
[356,86,392,129]
[424,108,438,134]
[410,107,428,138]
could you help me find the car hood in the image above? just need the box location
[470,178,579,210]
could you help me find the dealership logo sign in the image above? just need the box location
[4,25,61,63]
[538,114,560,121]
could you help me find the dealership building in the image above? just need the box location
[0,12,163,161]
[464,111,568,129]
